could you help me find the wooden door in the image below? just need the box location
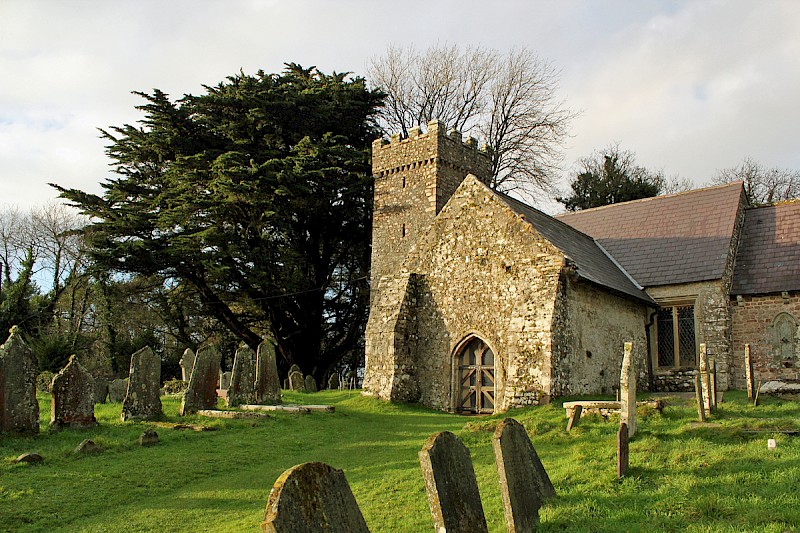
[457,338,495,414]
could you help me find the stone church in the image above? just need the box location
[362,120,800,414]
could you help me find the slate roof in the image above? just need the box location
[556,182,745,287]
[731,201,800,295]
[494,191,655,305]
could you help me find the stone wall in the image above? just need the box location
[369,120,491,306]
[730,292,800,387]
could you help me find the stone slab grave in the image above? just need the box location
[108,378,128,403]
[255,339,281,404]
[241,404,335,414]
[419,431,488,533]
[180,345,222,416]
[122,345,163,422]
[50,355,98,430]
[262,462,369,533]
[0,326,39,434]
[196,409,271,420]
[227,344,257,407]
[562,400,662,431]
[493,418,556,530]
[179,348,195,383]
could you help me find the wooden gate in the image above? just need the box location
[456,337,495,414]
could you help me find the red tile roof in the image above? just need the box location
[556,182,745,287]
[731,201,800,295]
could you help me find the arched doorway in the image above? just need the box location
[455,337,495,414]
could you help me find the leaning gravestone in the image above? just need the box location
[419,431,488,533]
[0,326,39,434]
[179,348,195,382]
[108,378,128,403]
[180,346,222,416]
[262,462,370,533]
[304,375,318,393]
[227,345,257,407]
[93,377,109,404]
[492,418,555,531]
[50,355,97,430]
[122,346,163,421]
[288,371,305,391]
[255,340,281,404]
[619,341,636,438]
[220,371,232,391]
[328,373,340,391]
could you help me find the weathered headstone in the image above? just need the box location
[327,373,340,391]
[74,439,101,454]
[709,357,718,409]
[14,452,43,465]
[698,343,711,415]
[0,326,39,433]
[122,346,163,421]
[227,345,257,407]
[618,422,629,478]
[139,428,159,447]
[419,431,488,533]
[93,377,109,404]
[108,378,128,403]
[289,364,301,375]
[262,462,369,533]
[566,404,582,431]
[304,375,318,393]
[255,340,281,404]
[745,343,756,400]
[693,373,706,422]
[619,341,636,438]
[288,371,305,391]
[50,355,97,430]
[179,348,195,383]
[492,418,555,531]
[180,346,222,416]
[220,371,232,391]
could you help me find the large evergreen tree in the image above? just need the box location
[53,64,385,380]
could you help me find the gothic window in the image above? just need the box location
[655,304,696,369]
[456,337,495,414]
[771,313,798,360]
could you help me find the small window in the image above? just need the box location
[655,304,696,369]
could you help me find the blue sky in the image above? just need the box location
[1,0,798,212]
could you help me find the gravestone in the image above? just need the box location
[289,364,301,375]
[566,404,582,431]
[227,345,257,407]
[220,371,232,390]
[180,346,222,416]
[619,341,636,438]
[418,431,488,533]
[698,343,712,415]
[179,348,195,382]
[745,344,756,400]
[618,422,629,478]
[262,462,369,533]
[304,375,318,393]
[50,355,97,430]
[492,418,555,531]
[693,373,706,422]
[327,373,340,391]
[255,340,281,404]
[108,378,128,403]
[709,357,718,409]
[288,371,305,391]
[93,377,109,404]
[139,428,159,447]
[0,326,39,433]
[74,439,101,454]
[122,346,163,421]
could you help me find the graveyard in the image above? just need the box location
[1,386,798,531]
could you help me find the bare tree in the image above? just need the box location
[368,44,576,200]
[711,157,800,205]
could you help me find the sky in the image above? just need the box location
[1,0,799,213]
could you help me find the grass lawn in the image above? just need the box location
[1,390,799,532]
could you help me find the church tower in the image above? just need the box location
[369,119,492,302]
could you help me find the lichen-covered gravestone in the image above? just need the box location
[492,418,556,531]
[419,431,488,533]
[180,346,222,416]
[121,346,163,421]
[304,375,318,393]
[220,371,232,391]
[179,348,195,382]
[50,355,97,430]
[108,378,128,403]
[619,341,636,438]
[288,371,305,391]
[327,373,340,391]
[93,377,109,404]
[255,340,281,405]
[227,345,257,407]
[261,462,369,533]
[0,326,39,434]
